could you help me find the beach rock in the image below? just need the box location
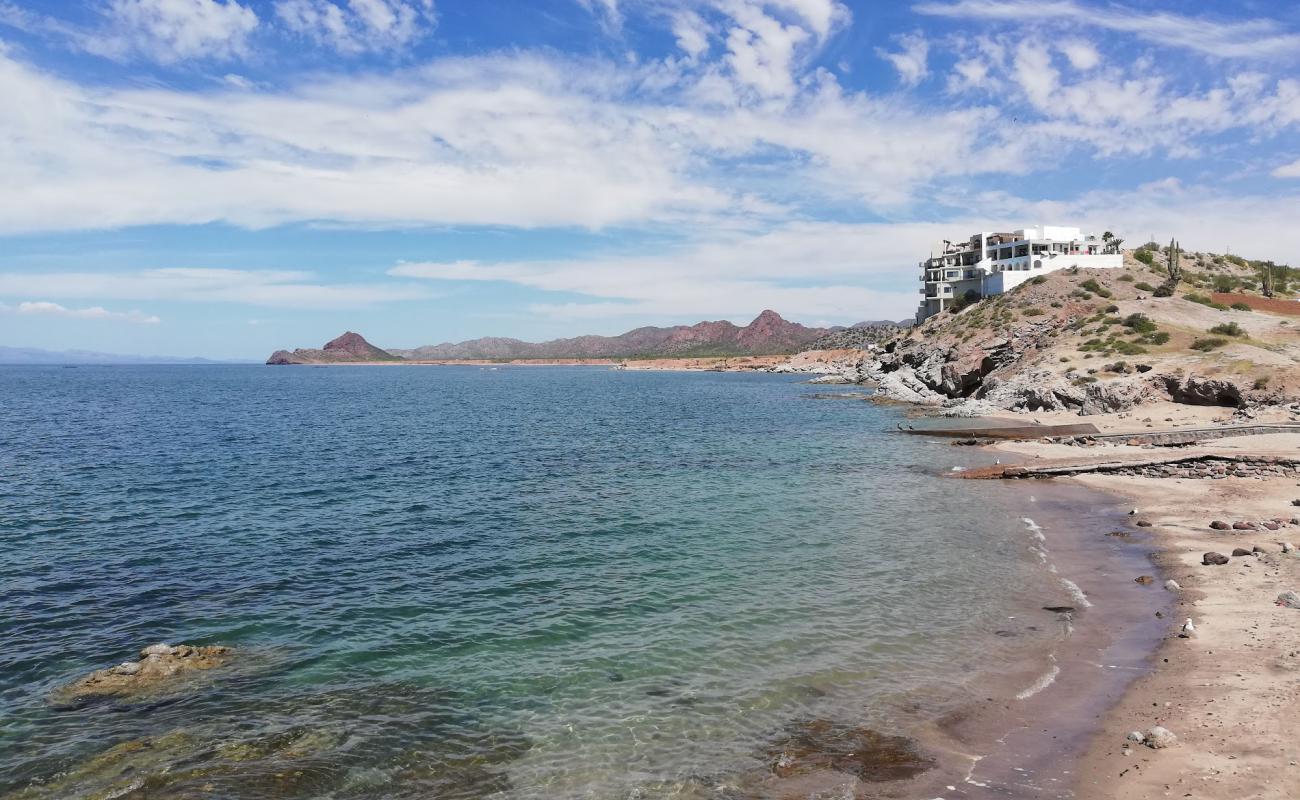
[1277,591,1300,610]
[1263,522,1281,531]
[1136,520,1152,527]
[1164,580,1181,592]
[1233,521,1258,531]
[1232,548,1253,557]
[1143,726,1178,749]
[1043,606,1075,614]
[1210,520,1231,530]
[55,643,234,702]
[1253,545,1266,553]
[1126,731,1145,743]
[1135,575,1155,585]
[1283,543,1295,554]
[1179,619,1196,638]
[1202,552,1230,565]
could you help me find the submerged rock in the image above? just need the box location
[765,720,935,783]
[54,643,234,702]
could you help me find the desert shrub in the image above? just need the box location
[1134,281,1155,292]
[1141,241,1162,250]
[1050,301,1063,308]
[1190,337,1226,352]
[1253,376,1271,390]
[1104,303,1119,313]
[1080,278,1113,298]
[1142,331,1171,345]
[1111,341,1148,355]
[1030,275,1048,285]
[1059,356,1070,362]
[1105,361,1128,373]
[1022,308,1045,316]
[1212,275,1237,292]
[1208,322,1244,336]
[1225,254,1247,267]
[1186,293,1212,305]
[1122,313,1157,333]
[1118,273,1135,282]
[1231,302,1252,311]
[1133,250,1155,265]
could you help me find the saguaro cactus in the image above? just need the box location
[1261,260,1275,298]
[1153,239,1182,297]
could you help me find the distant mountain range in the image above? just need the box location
[267,310,855,364]
[0,346,223,365]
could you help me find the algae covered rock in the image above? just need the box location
[54,643,234,702]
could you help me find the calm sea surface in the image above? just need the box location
[0,366,1079,798]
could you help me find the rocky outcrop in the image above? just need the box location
[54,643,234,702]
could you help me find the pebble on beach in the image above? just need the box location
[1164,580,1181,592]
[1143,726,1178,749]
[1277,591,1300,610]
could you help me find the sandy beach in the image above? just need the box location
[985,406,1300,798]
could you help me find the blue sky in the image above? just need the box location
[1,0,1298,358]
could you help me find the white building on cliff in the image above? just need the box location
[916,225,1122,323]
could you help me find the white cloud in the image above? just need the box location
[1273,158,1300,178]
[915,0,1300,60]
[577,0,622,34]
[877,32,929,86]
[671,10,711,61]
[9,300,160,323]
[0,268,431,309]
[274,0,434,54]
[1058,39,1099,70]
[91,0,259,63]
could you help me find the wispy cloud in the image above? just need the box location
[274,0,436,55]
[1273,157,1300,179]
[6,300,160,323]
[90,0,260,63]
[0,268,431,309]
[915,0,1300,60]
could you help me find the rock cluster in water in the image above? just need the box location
[765,719,935,784]
[55,643,233,701]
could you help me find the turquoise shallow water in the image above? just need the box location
[0,366,1074,798]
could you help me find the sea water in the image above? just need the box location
[0,366,1090,798]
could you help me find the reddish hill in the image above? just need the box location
[267,331,400,364]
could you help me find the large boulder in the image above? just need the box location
[1080,378,1151,416]
[1161,375,1245,408]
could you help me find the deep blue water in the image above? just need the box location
[0,366,1070,798]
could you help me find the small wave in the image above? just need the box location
[1016,655,1060,700]
[1021,517,1046,541]
[1059,578,1092,608]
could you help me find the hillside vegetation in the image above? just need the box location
[853,248,1299,415]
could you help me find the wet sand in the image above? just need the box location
[989,421,1300,799]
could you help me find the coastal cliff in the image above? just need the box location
[788,249,1299,416]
